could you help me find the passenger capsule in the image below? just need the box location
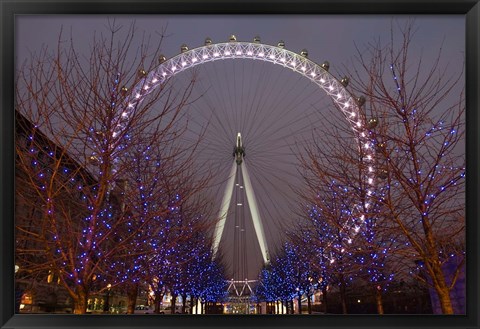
[356,96,366,107]
[253,36,261,43]
[158,54,166,64]
[180,44,189,53]
[205,37,213,46]
[121,86,128,94]
[340,77,349,87]
[367,117,379,129]
[277,40,285,48]
[138,69,147,77]
[321,61,330,71]
[300,49,308,57]
[229,35,237,42]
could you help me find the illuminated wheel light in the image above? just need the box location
[259,52,264,57]
[281,57,286,63]
[361,132,366,137]
[301,66,306,71]
[336,93,342,99]
[328,85,334,91]
[367,190,373,196]
[310,72,316,77]
[269,54,275,59]
[162,72,167,77]
[368,166,374,172]
[203,54,208,59]
[128,103,134,108]
[364,143,370,149]
[348,238,352,244]
[144,85,149,90]
[214,52,220,57]
[192,58,198,63]
[135,93,141,99]
[350,112,356,117]
[225,51,231,56]
[357,121,362,127]
[171,66,177,72]
[320,78,325,83]
[290,61,296,66]
[236,51,242,55]
[247,51,253,56]
[354,226,360,233]
[122,112,128,117]
[366,155,372,160]
[181,61,187,67]
[152,78,158,83]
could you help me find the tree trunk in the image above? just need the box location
[429,262,454,314]
[297,292,302,314]
[73,286,88,314]
[375,287,384,315]
[290,299,294,314]
[153,292,163,314]
[182,293,187,313]
[322,286,328,313]
[126,283,139,314]
[339,283,348,314]
[190,296,194,314]
[307,294,312,314]
[170,293,177,314]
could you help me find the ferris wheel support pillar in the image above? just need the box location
[212,160,237,259]
[211,133,270,266]
[242,162,270,265]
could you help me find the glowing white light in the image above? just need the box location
[181,61,187,67]
[290,61,296,66]
[225,51,231,55]
[144,85,149,90]
[368,178,374,184]
[259,52,265,57]
[360,215,365,221]
[329,85,334,91]
[354,226,360,233]
[269,54,275,59]
[301,66,306,71]
[348,238,352,244]
[128,103,134,108]
[247,51,253,56]
[350,112,356,117]
[366,155,372,160]
[367,190,372,196]
[361,132,366,137]
[236,51,242,55]
[368,166,373,172]
[152,78,158,83]
[337,93,342,99]
[122,112,128,118]
[135,93,141,99]
[192,58,198,63]
[365,143,370,149]
[330,259,335,264]
[203,54,208,59]
[281,57,286,62]
[214,52,219,57]
[341,248,345,253]
[171,66,177,72]
[112,132,118,138]
[237,203,243,206]
[162,72,167,77]
[357,121,362,127]
[320,78,325,83]
[310,72,316,77]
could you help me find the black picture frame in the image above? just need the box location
[1,1,478,329]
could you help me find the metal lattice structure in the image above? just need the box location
[123,37,377,259]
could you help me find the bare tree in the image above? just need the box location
[15,20,203,314]
[296,21,465,314]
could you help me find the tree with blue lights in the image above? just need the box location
[15,21,202,314]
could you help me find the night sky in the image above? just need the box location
[16,15,465,279]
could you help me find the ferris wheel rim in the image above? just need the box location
[126,38,378,247]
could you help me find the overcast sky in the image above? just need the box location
[16,15,465,279]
